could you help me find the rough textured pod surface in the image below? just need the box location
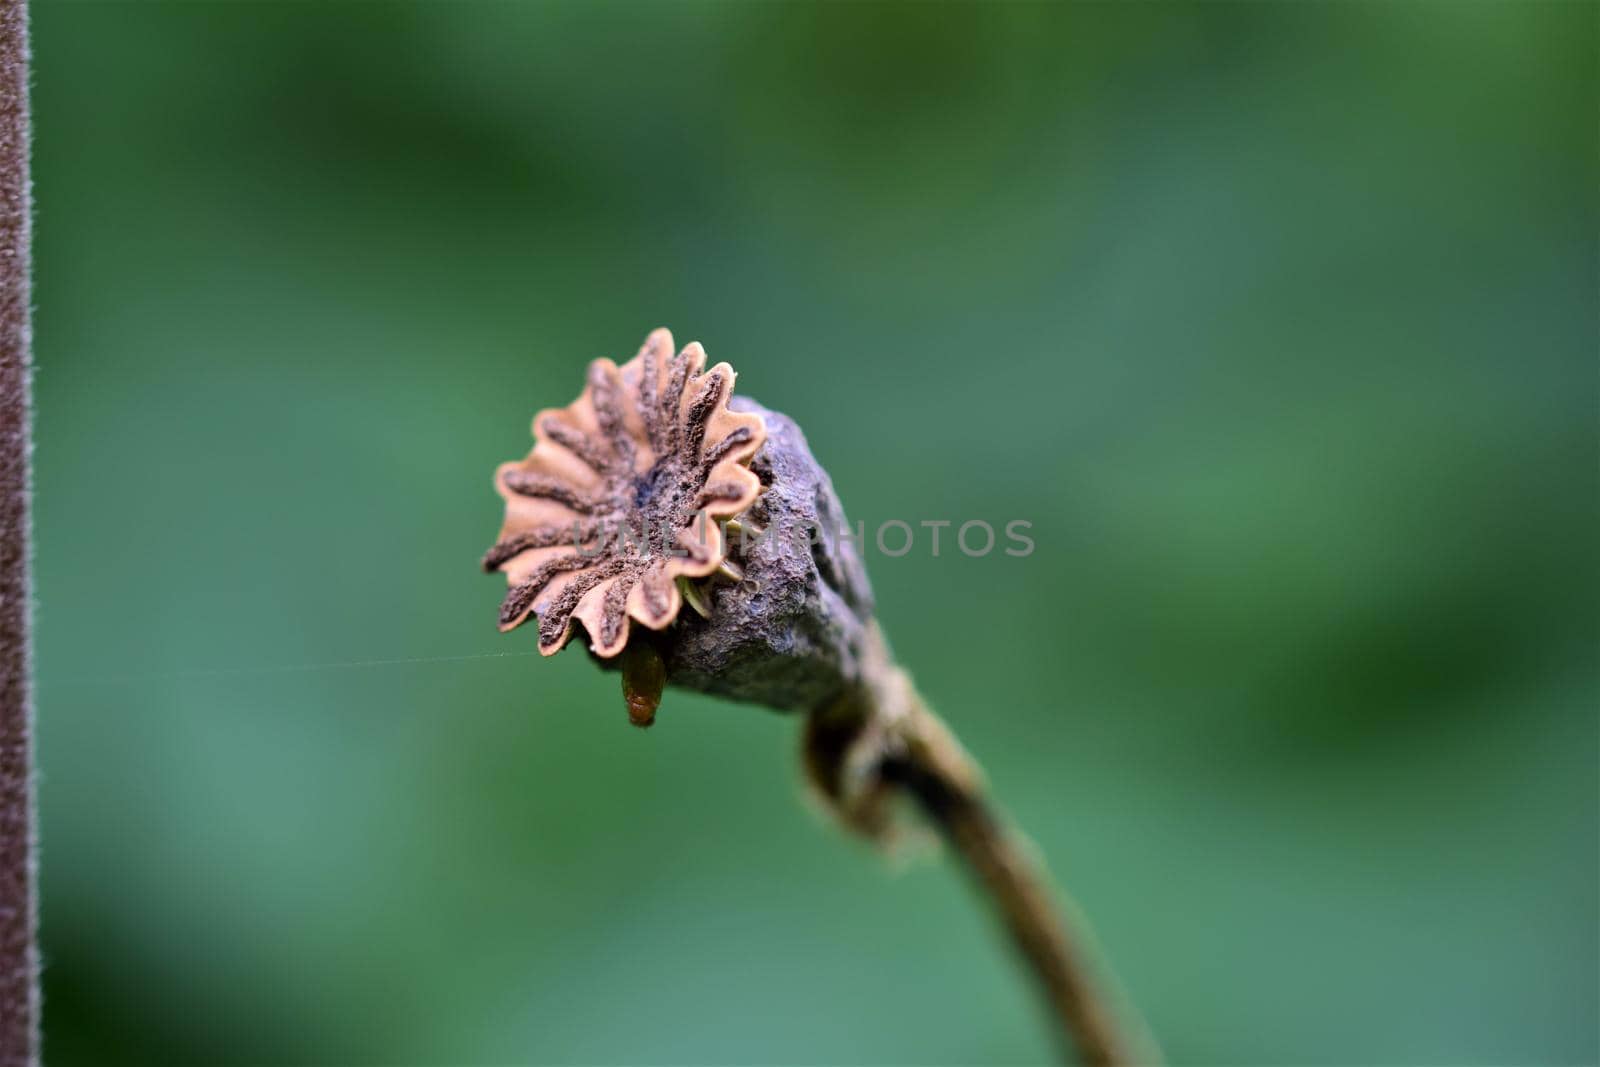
[632,396,877,714]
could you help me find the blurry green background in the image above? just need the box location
[30,1,1597,1064]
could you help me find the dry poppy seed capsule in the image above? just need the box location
[481,340,1143,1061]
[483,330,879,726]
[645,396,878,714]
[482,329,766,674]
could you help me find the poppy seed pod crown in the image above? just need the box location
[482,329,766,660]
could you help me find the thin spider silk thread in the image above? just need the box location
[39,648,546,691]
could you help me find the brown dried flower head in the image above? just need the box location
[482,329,766,658]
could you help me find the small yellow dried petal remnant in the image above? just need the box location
[620,641,666,728]
[482,329,766,659]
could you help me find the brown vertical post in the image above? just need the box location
[0,0,35,1063]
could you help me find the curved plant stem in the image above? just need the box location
[884,731,1139,1066]
[811,626,1149,1066]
